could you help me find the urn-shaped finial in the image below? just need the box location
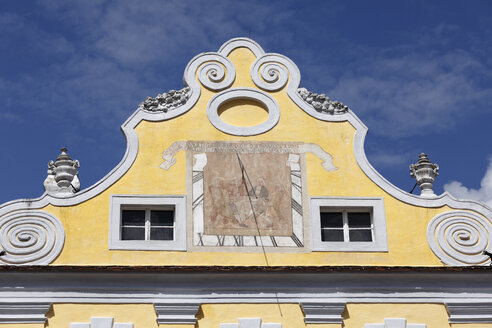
[52,147,79,188]
[44,148,80,195]
[409,153,439,197]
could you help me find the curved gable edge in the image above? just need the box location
[0,37,490,225]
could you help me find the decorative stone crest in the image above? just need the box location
[138,86,191,112]
[297,87,349,114]
[44,148,80,196]
[409,153,439,197]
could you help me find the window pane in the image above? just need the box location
[121,210,145,226]
[121,227,145,240]
[321,229,344,241]
[349,229,372,241]
[348,212,371,228]
[151,227,174,240]
[151,210,174,226]
[320,212,343,228]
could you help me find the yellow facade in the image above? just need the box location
[0,38,490,328]
[25,46,469,267]
[45,305,159,328]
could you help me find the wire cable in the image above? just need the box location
[235,152,283,316]
[236,153,269,266]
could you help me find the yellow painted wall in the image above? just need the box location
[28,46,480,267]
[0,325,43,328]
[342,303,449,328]
[197,304,305,328]
[45,304,158,328]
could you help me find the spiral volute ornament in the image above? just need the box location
[427,211,492,266]
[197,56,235,91]
[0,211,65,265]
[251,55,290,91]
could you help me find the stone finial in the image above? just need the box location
[43,147,80,196]
[409,153,439,197]
[138,86,191,112]
[297,87,349,114]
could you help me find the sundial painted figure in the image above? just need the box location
[191,141,305,249]
[204,152,292,236]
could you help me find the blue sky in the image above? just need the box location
[0,0,491,205]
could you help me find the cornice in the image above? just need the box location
[0,265,492,273]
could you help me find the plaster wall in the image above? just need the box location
[45,304,158,328]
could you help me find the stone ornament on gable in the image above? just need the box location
[427,210,492,266]
[136,51,235,116]
[136,37,349,123]
[297,87,349,114]
[409,153,439,197]
[44,148,80,197]
[0,210,65,265]
[138,86,191,112]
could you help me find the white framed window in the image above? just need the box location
[109,195,186,251]
[310,197,388,252]
[120,207,175,241]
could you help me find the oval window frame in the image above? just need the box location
[206,88,280,136]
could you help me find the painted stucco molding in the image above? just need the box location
[0,37,490,260]
[220,318,281,328]
[446,302,492,323]
[3,270,492,307]
[300,302,346,324]
[0,302,51,324]
[207,88,280,136]
[154,302,200,325]
[160,141,336,173]
[365,318,426,328]
[427,211,492,266]
[70,317,133,328]
[0,210,65,265]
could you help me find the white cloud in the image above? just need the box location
[329,45,492,138]
[3,3,492,143]
[444,158,492,208]
[1,0,318,135]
